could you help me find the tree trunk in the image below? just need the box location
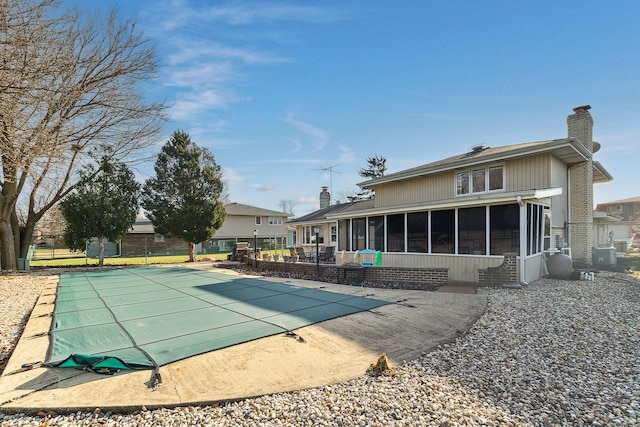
[188,241,196,262]
[98,236,105,267]
[0,219,16,270]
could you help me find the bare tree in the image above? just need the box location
[279,199,296,217]
[0,0,166,269]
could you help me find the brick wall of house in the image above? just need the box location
[567,106,594,267]
[120,234,189,257]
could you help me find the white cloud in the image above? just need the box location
[286,138,302,154]
[163,62,236,88]
[148,1,351,32]
[203,3,351,25]
[297,196,318,204]
[256,185,275,192]
[170,90,235,119]
[167,39,289,66]
[282,113,328,152]
[337,145,357,163]
[222,166,244,185]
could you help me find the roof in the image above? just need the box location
[596,195,640,205]
[129,218,155,234]
[359,137,611,188]
[224,203,288,217]
[593,211,621,222]
[287,199,375,224]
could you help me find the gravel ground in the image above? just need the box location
[0,268,638,426]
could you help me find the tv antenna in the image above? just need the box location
[312,164,341,195]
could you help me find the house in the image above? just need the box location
[596,196,640,221]
[288,106,612,284]
[121,203,291,256]
[206,203,290,252]
[287,190,371,254]
[595,196,640,253]
[120,217,192,256]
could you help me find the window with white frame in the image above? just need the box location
[302,225,323,244]
[457,165,504,196]
[154,234,165,243]
[268,216,282,225]
[255,216,262,225]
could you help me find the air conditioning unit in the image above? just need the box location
[592,247,617,267]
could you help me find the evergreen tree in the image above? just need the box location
[348,155,387,201]
[60,159,140,266]
[141,131,226,262]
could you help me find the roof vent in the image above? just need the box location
[470,144,487,153]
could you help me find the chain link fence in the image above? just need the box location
[592,221,640,253]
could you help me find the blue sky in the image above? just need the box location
[72,0,639,216]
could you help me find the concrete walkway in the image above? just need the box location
[0,266,487,414]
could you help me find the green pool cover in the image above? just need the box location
[46,266,388,376]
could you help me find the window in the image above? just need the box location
[458,207,486,254]
[490,204,519,255]
[352,218,366,250]
[330,226,337,243]
[302,225,323,245]
[154,234,165,243]
[407,212,428,253]
[386,214,405,252]
[431,209,455,253]
[368,216,384,251]
[338,220,350,251]
[268,217,282,225]
[302,226,312,245]
[456,172,470,195]
[489,166,504,191]
[472,169,485,192]
[543,210,551,250]
[457,165,504,196]
[527,204,545,255]
[255,216,262,225]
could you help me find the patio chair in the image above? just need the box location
[295,247,311,262]
[320,246,335,263]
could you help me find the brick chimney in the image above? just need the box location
[567,105,594,266]
[319,186,331,209]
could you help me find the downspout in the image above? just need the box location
[517,196,528,285]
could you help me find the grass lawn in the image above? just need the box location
[30,252,231,268]
[30,248,288,268]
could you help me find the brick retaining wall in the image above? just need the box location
[248,259,448,288]
[478,253,518,286]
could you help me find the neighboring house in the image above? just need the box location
[289,106,612,284]
[120,218,191,257]
[596,196,640,221]
[595,196,640,253]
[207,203,290,252]
[121,203,291,255]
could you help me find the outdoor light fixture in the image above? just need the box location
[314,225,320,278]
[253,229,258,260]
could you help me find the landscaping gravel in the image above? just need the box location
[0,268,638,426]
